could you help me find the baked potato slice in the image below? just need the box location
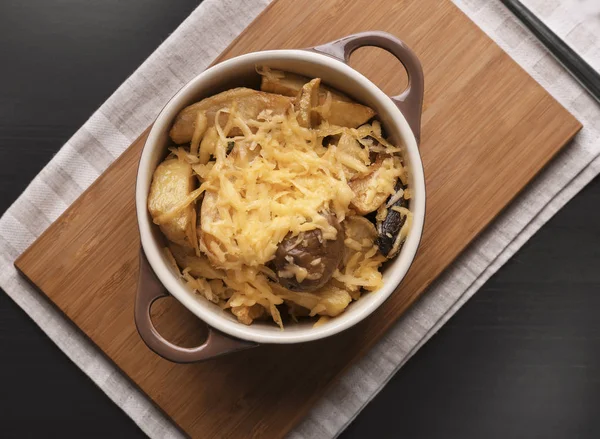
[231,304,266,325]
[325,100,375,128]
[169,243,225,280]
[261,69,351,102]
[148,158,196,247]
[277,284,352,317]
[335,132,370,180]
[311,285,352,316]
[169,88,293,144]
[260,69,375,128]
[349,156,401,215]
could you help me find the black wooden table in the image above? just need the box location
[1,1,599,438]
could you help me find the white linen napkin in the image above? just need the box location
[0,0,598,438]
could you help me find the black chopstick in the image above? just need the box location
[500,0,600,103]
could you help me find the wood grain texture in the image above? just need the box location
[14,0,581,438]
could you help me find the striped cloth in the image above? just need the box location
[1,0,599,437]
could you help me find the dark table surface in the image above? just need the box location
[1,1,599,438]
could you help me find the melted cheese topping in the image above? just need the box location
[194,107,355,270]
[155,101,410,329]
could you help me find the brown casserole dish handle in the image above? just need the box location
[312,31,424,145]
[135,250,256,363]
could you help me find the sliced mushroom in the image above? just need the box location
[343,216,378,251]
[272,214,345,292]
[294,78,321,128]
[169,88,293,144]
[148,158,196,247]
[376,179,409,258]
[340,216,379,295]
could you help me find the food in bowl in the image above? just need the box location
[147,67,413,328]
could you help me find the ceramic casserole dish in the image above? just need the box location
[135,31,425,362]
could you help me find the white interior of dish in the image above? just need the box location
[136,50,426,344]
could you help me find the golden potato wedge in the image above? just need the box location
[231,304,266,325]
[168,243,225,280]
[277,284,352,317]
[260,69,351,102]
[324,100,375,128]
[169,88,293,144]
[344,216,377,245]
[260,69,375,128]
[294,78,321,128]
[311,285,352,316]
[349,156,400,215]
[148,158,196,246]
[260,71,307,97]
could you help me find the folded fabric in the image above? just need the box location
[0,0,598,438]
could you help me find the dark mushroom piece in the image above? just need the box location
[272,214,345,292]
[376,179,409,258]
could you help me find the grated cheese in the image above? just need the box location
[152,88,412,328]
[199,107,356,270]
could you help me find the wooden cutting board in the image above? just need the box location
[15,0,581,437]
